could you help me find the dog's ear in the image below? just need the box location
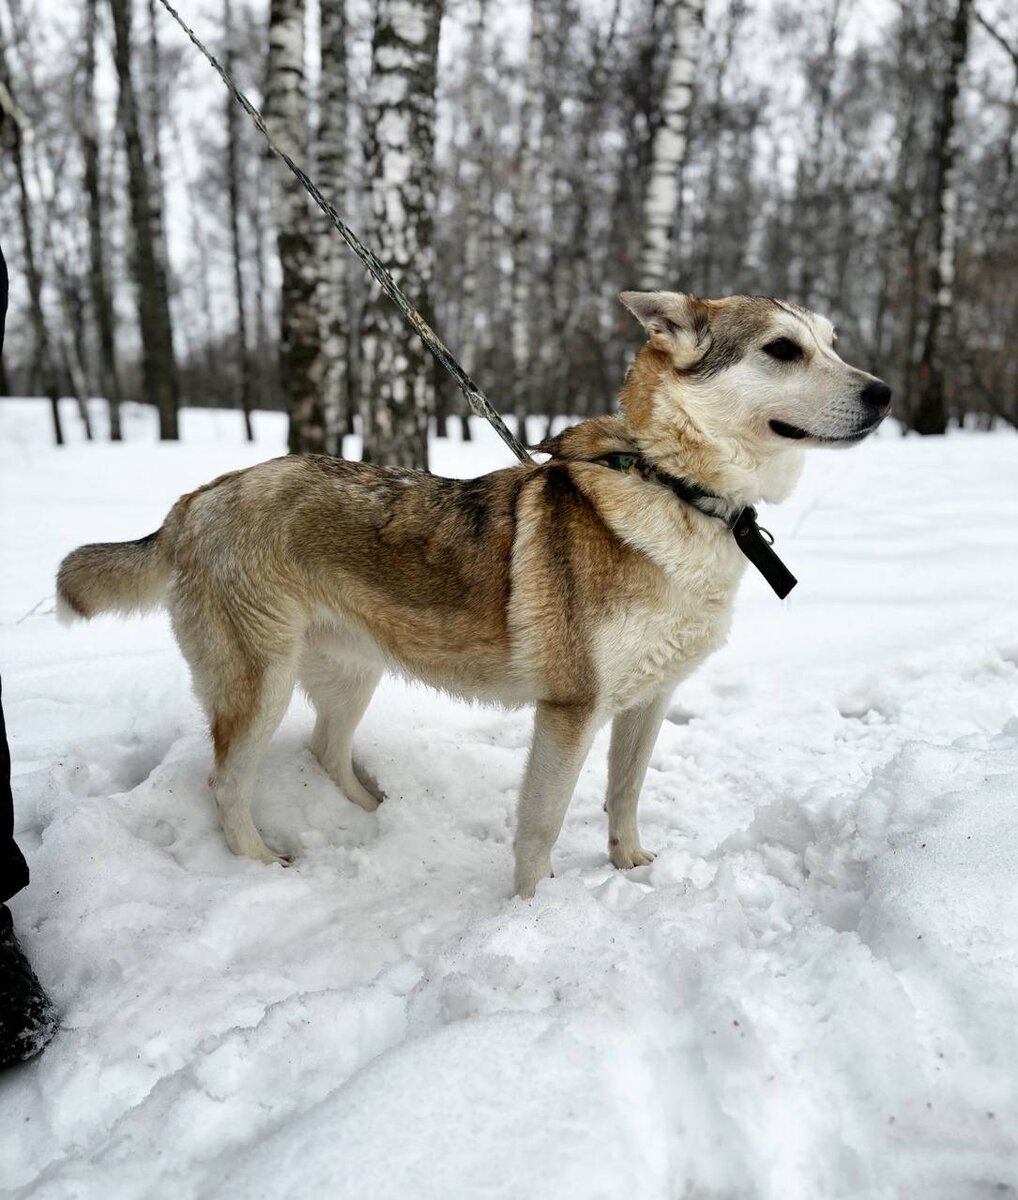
[618,291,710,366]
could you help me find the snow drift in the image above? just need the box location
[1,400,1016,1199]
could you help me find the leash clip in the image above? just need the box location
[730,506,797,599]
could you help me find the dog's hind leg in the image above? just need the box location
[300,656,383,812]
[206,654,299,865]
[513,701,599,899]
[174,603,299,864]
[605,688,670,870]
[211,657,296,864]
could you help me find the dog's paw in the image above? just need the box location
[610,844,656,870]
[255,845,293,867]
[514,855,552,899]
[225,825,294,868]
[344,776,381,813]
[313,750,382,812]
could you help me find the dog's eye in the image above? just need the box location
[762,338,803,362]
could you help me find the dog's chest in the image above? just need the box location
[596,515,746,710]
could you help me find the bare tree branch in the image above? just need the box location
[975,8,1018,73]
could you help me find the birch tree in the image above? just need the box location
[455,0,488,440]
[318,0,349,453]
[692,0,751,297]
[639,0,704,289]
[82,0,122,440]
[914,0,972,435]
[794,0,844,309]
[5,1,98,441]
[250,182,275,410]
[224,0,253,441]
[144,0,172,284]
[359,0,444,470]
[109,0,179,440]
[548,0,622,422]
[0,21,63,445]
[265,0,325,454]
[509,0,546,442]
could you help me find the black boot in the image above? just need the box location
[0,905,57,1068]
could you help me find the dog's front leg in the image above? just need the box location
[513,701,599,898]
[605,688,671,870]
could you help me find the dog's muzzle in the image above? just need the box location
[771,378,893,444]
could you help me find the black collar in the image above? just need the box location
[595,452,798,600]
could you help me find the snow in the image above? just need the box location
[1,398,1017,1199]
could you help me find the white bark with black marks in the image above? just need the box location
[458,0,487,384]
[510,0,547,440]
[318,0,350,453]
[359,0,444,470]
[224,0,253,442]
[639,0,704,290]
[266,0,326,454]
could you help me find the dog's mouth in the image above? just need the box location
[769,419,811,440]
[769,418,882,444]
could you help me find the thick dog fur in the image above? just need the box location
[57,292,890,896]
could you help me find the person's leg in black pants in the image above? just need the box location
[0,681,29,901]
[0,240,57,1067]
[0,679,56,1067]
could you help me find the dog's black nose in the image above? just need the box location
[860,379,892,415]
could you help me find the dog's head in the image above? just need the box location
[618,291,891,501]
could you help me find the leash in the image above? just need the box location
[597,453,798,599]
[153,0,532,466]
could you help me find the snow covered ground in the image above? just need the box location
[1,398,1017,1200]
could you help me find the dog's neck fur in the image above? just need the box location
[609,345,804,507]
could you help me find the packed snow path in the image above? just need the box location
[1,401,1017,1199]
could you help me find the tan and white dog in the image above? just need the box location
[57,291,891,897]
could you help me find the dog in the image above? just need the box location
[56,291,891,897]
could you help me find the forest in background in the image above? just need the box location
[0,0,1015,468]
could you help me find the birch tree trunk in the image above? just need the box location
[435,4,487,442]
[359,0,444,470]
[795,0,842,308]
[83,0,123,440]
[251,187,274,410]
[697,0,748,297]
[552,0,621,418]
[914,0,972,435]
[0,25,64,445]
[224,0,254,441]
[316,0,348,451]
[318,0,350,453]
[7,5,96,440]
[509,0,546,444]
[109,0,179,440]
[638,0,704,289]
[265,0,326,454]
[145,0,171,283]
[51,252,95,440]
[458,0,486,385]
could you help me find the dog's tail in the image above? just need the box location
[56,529,172,624]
